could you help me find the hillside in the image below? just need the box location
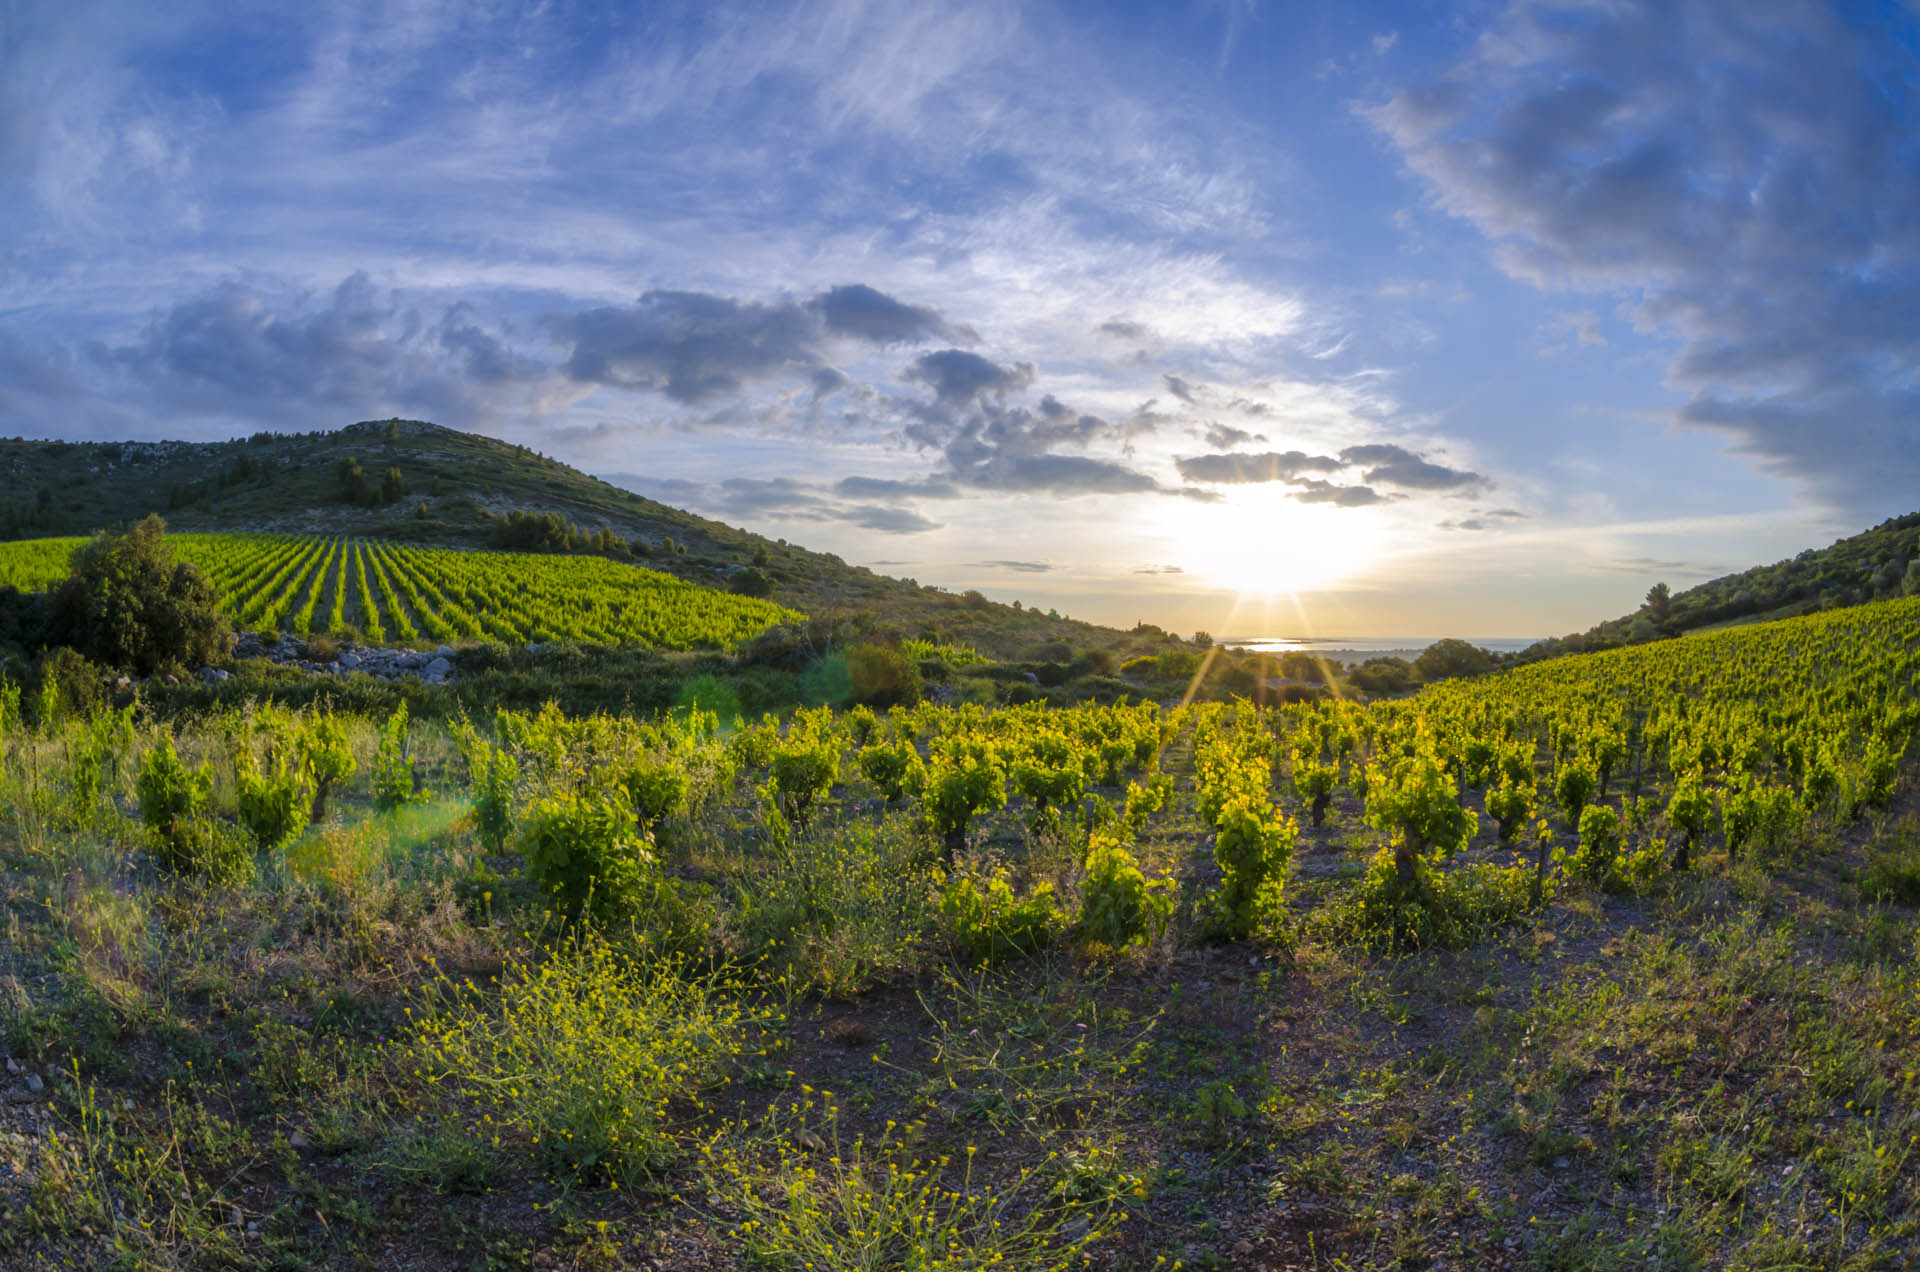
[0,420,1190,664]
[1522,510,1920,660]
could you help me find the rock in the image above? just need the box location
[424,656,453,681]
[436,644,455,658]
[25,1073,43,1093]
[289,1130,311,1151]
[397,651,428,670]
[338,652,361,669]
[4,1057,19,1076]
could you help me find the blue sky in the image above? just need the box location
[4,0,1916,638]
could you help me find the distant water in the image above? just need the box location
[1221,635,1542,664]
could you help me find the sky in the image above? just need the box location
[3,0,1917,640]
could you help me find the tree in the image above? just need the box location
[54,516,229,676]
[1412,638,1496,683]
[1644,581,1672,624]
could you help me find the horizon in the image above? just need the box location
[4,1,1916,639]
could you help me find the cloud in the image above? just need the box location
[1175,449,1344,484]
[556,284,966,404]
[1133,563,1185,574]
[833,475,962,501]
[1290,480,1396,508]
[901,349,1036,406]
[1367,0,1920,509]
[1588,555,1727,577]
[811,284,974,346]
[979,560,1053,572]
[1163,374,1199,403]
[1203,422,1267,448]
[1338,443,1485,492]
[846,504,942,534]
[1096,319,1148,340]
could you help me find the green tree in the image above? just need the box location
[1644,581,1672,623]
[54,515,229,676]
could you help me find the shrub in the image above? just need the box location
[138,734,250,883]
[1666,775,1712,871]
[1554,758,1597,830]
[299,711,356,821]
[923,736,1007,861]
[620,761,689,834]
[519,792,654,926]
[845,642,922,709]
[940,870,1065,965]
[53,515,229,675]
[770,729,840,829]
[401,938,757,1186]
[371,702,419,811]
[1486,779,1536,842]
[1076,834,1173,952]
[1290,752,1337,828]
[1204,797,1296,940]
[1563,804,1623,886]
[234,749,311,853]
[1336,848,1531,951]
[470,741,517,854]
[857,737,923,802]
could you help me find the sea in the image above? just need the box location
[1220,636,1543,665]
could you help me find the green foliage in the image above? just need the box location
[469,740,518,854]
[403,938,756,1186]
[923,735,1007,859]
[137,733,249,882]
[770,725,841,828]
[1564,804,1623,886]
[371,701,419,811]
[620,760,690,833]
[1289,749,1337,827]
[234,748,311,853]
[1336,848,1532,951]
[1554,758,1597,828]
[940,870,1065,965]
[54,515,229,675]
[518,791,654,925]
[1486,778,1536,842]
[1204,797,1296,940]
[1666,774,1713,870]
[1365,746,1477,884]
[298,710,356,821]
[858,737,923,802]
[1075,833,1172,951]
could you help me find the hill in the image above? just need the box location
[1520,511,1920,661]
[0,420,1192,665]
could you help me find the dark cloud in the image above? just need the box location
[833,475,962,501]
[1203,422,1267,448]
[93,273,543,427]
[1291,480,1397,508]
[1368,0,1920,509]
[979,560,1054,573]
[1439,518,1488,531]
[714,476,830,516]
[846,504,942,534]
[556,284,966,405]
[1175,450,1344,484]
[1484,507,1530,519]
[949,449,1161,495]
[1338,443,1485,492]
[1096,319,1148,340]
[810,284,974,346]
[1163,374,1199,403]
[901,349,1036,405]
[1134,563,1185,574]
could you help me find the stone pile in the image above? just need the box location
[226,633,459,684]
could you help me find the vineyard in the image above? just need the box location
[0,597,1916,1269]
[0,532,798,650]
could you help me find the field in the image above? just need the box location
[0,597,1916,1270]
[0,533,799,650]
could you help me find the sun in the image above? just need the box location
[1160,491,1387,599]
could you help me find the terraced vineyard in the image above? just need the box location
[0,533,798,649]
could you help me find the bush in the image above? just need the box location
[234,749,311,853]
[519,792,655,926]
[470,740,517,853]
[621,760,690,834]
[1203,798,1296,940]
[940,870,1065,965]
[401,938,757,1186]
[371,702,419,811]
[857,738,923,802]
[846,643,923,708]
[138,734,250,883]
[1563,804,1623,886]
[1335,849,1531,951]
[54,515,229,676]
[1076,835,1173,952]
